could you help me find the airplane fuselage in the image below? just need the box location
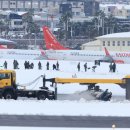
[0,49,130,64]
[45,50,130,64]
[0,49,46,60]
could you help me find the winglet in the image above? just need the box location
[104,47,110,56]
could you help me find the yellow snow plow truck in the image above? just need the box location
[0,70,55,100]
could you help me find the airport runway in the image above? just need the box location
[0,115,130,128]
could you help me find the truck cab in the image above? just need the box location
[0,70,55,100]
[0,70,17,99]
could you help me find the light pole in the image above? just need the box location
[50,14,54,32]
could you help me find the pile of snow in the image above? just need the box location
[0,99,130,116]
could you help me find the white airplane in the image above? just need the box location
[42,48,128,63]
[0,27,130,64]
[0,37,47,60]
[42,26,130,64]
[0,45,129,64]
[0,49,47,60]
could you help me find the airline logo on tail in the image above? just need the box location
[43,26,69,50]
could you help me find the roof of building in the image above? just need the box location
[82,40,101,46]
[17,11,28,16]
[100,4,130,10]
[97,32,130,39]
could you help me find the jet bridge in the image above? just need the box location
[43,75,130,100]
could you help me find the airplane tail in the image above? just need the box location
[104,47,124,64]
[104,47,110,56]
[43,26,69,50]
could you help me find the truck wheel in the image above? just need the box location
[37,92,46,100]
[13,95,18,100]
[4,91,14,99]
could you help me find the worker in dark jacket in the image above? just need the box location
[112,62,116,72]
[84,63,87,72]
[38,61,42,70]
[3,61,7,69]
[46,62,49,70]
[109,63,113,72]
[77,62,80,72]
[53,64,57,70]
[56,61,59,70]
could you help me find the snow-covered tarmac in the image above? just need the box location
[0,59,130,117]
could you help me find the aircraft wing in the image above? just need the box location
[98,55,114,63]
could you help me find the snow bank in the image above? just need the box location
[0,100,130,116]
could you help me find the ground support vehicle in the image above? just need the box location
[42,76,130,100]
[0,70,55,100]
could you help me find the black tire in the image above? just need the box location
[13,94,18,100]
[4,91,14,99]
[37,92,46,100]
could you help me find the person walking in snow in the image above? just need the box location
[53,64,57,70]
[112,62,116,72]
[77,62,80,72]
[109,62,113,72]
[46,61,49,70]
[56,61,59,70]
[84,62,87,72]
[38,61,42,70]
[3,61,7,69]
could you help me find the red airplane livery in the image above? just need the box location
[43,26,69,50]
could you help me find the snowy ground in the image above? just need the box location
[0,59,130,117]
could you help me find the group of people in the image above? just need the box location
[3,60,117,74]
[77,62,97,72]
[3,60,60,71]
[77,62,88,72]
[77,62,117,73]
[24,61,34,69]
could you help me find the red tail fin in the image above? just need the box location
[43,26,69,50]
[104,47,110,56]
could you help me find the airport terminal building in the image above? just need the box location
[81,32,130,52]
